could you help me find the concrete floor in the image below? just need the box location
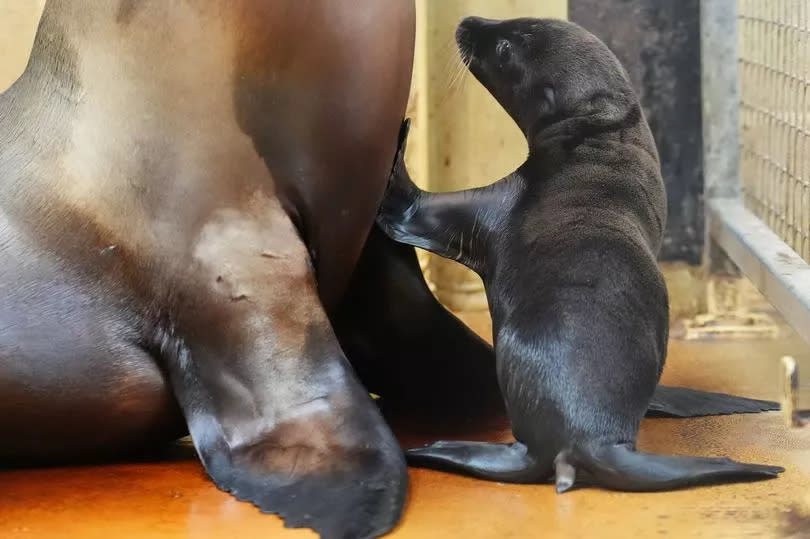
[1,313,809,539]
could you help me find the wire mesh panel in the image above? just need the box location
[738,0,810,263]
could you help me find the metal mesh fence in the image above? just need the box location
[738,0,810,263]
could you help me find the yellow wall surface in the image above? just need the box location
[0,0,45,91]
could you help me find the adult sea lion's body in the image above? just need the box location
[378,17,783,491]
[0,2,510,537]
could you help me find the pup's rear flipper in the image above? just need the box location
[571,443,783,492]
[647,385,779,418]
[405,441,548,483]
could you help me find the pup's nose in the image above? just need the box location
[459,16,500,31]
[456,16,499,51]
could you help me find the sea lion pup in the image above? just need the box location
[377,17,783,491]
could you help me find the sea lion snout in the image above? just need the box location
[455,16,514,64]
[456,16,498,58]
[455,17,556,133]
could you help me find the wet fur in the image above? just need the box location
[378,17,783,491]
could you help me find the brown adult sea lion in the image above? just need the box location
[0,2,505,537]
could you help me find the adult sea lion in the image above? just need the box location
[0,2,502,537]
[377,17,783,491]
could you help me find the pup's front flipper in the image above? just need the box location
[570,444,783,492]
[406,441,548,483]
[377,118,506,274]
[377,118,422,241]
[647,385,779,418]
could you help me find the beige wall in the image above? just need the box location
[0,0,45,91]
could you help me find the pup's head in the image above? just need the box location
[456,17,638,141]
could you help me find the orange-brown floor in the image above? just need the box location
[1,314,809,539]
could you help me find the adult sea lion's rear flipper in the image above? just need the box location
[566,444,783,492]
[335,224,505,424]
[336,117,504,427]
[647,385,779,418]
[405,441,547,483]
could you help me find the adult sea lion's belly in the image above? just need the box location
[233,0,416,310]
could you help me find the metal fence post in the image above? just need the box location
[701,0,740,275]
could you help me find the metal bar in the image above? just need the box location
[736,0,810,264]
[708,198,810,346]
[781,356,809,429]
[701,0,742,275]
[701,0,740,199]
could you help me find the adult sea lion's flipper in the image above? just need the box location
[166,200,406,539]
[335,223,505,424]
[406,441,547,483]
[337,118,504,426]
[647,385,779,418]
[168,345,405,539]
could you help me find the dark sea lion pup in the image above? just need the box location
[377,17,783,492]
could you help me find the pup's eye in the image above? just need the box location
[495,39,512,62]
